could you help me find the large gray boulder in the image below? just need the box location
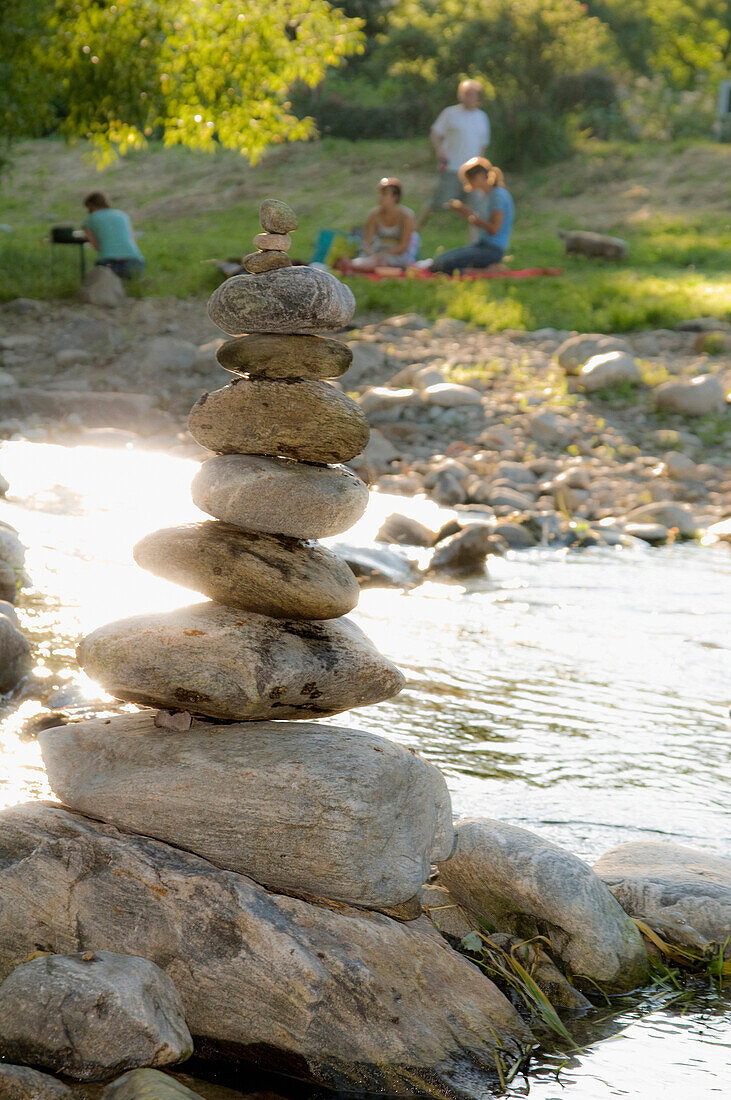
[0,803,531,1098]
[102,1069,204,1099]
[191,455,369,539]
[0,1064,72,1099]
[0,615,31,694]
[577,351,641,393]
[77,602,404,720]
[216,333,352,380]
[555,333,632,373]
[0,951,191,1081]
[208,268,355,336]
[40,714,453,912]
[654,374,726,416]
[188,379,369,464]
[594,842,731,955]
[133,522,359,620]
[438,819,649,993]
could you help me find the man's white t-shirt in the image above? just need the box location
[431,105,490,171]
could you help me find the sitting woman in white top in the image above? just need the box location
[428,157,514,274]
[82,191,145,279]
[349,178,420,271]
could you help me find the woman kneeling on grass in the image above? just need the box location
[348,177,420,272]
[82,191,145,279]
[425,157,514,274]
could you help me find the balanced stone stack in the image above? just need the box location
[12,200,533,1096]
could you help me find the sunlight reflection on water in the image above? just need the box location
[0,440,729,1100]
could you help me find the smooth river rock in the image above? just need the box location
[188,379,369,464]
[191,455,369,539]
[40,715,453,911]
[76,602,404,720]
[207,267,355,336]
[0,951,191,1080]
[594,841,731,954]
[438,818,649,993]
[242,250,291,274]
[0,802,531,1098]
[259,198,298,234]
[0,1064,72,1099]
[216,332,352,380]
[133,522,359,620]
[252,232,291,252]
[654,374,726,416]
[102,1069,205,1099]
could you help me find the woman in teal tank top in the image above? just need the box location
[82,191,145,280]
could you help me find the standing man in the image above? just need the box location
[418,80,490,234]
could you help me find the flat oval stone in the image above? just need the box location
[243,250,291,274]
[253,231,292,251]
[133,522,359,620]
[208,267,356,335]
[260,198,298,233]
[191,454,368,539]
[216,333,352,380]
[76,602,405,720]
[188,378,369,464]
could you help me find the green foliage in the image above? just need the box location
[3,0,363,164]
[0,1,53,151]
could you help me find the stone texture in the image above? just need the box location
[528,410,577,448]
[377,513,436,548]
[426,525,497,578]
[0,1064,72,1099]
[557,230,628,260]
[102,1069,204,1099]
[41,715,452,911]
[0,614,31,693]
[577,351,641,392]
[77,602,404,720]
[625,501,698,538]
[438,818,649,993]
[242,251,291,274]
[79,266,125,308]
[0,802,531,1098]
[655,374,726,416]
[424,383,483,408]
[187,379,369,464]
[252,232,291,252]
[216,333,352,380]
[191,455,369,539]
[133,522,359,620]
[207,268,355,336]
[594,841,731,954]
[0,951,191,1081]
[259,199,298,234]
[556,333,632,373]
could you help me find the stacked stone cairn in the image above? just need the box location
[0,200,536,1097]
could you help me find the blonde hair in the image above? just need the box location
[458,156,504,191]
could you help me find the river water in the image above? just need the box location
[0,440,729,1099]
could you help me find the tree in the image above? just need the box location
[2,0,363,163]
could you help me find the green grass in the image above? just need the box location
[1,135,731,331]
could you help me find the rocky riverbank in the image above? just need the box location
[0,296,729,556]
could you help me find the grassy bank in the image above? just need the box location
[1,136,730,331]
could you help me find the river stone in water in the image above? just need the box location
[191,455,368,539]
[41,715,452,910]
[188,379,369,464]
[102,1069,205,1099]
[133,522,359,620]
[0,1065,73,1099]
[207,268,355,336]
[259,198,298,234]
[216,333,352,380]
[0,803,531,1098]
[0,951,191,1081]
[77,602,404,720]
[594,842,731,955]
[438,818,649,993]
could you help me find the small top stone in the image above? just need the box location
[260,198,298,235]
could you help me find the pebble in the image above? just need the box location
[188,378,369,464]
[242,250,292,274]
[216,332,352,379]
[253,231,292,252]
[191,454,369,539]
[259,198,298,234]
[134,521,360,619]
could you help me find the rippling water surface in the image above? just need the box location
[0,441,729,1098]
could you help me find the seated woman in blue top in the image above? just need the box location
[82,191,145,279]
[430,157,513,274]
